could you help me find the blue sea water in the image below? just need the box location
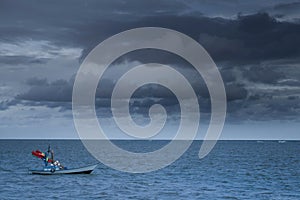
[0,140,299,199]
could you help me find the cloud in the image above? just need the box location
[0,99,18,111]
[15,53,300,124]
[1,1,300,65]
[277,79,300,86]
[14,68,249,121]
[270,2,300,21]
[273,2,300,12]
[0,56,48,65]
[0,40,82,66]
[1,1,300,124]
[25,77,48,86]
[103,13,300,63]
[17,79,72,102]
[226,84,248,101]
[198,33,245,61]
[0,0,188,51]
[198,13,300,62]
[243,65,284,84]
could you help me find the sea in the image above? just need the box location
[0,140,299,199]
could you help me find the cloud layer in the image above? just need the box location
[0,1,300,139]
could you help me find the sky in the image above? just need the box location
[0,0,300,139]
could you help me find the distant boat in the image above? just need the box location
[278,140,286,144]
[256,141,264,143]
[30,164,97,175]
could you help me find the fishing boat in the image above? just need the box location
[30,146,97,175]
[278,140,286,144]
[30,164,97,175]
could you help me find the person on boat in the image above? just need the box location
[47,145,65,169]
[42,145,54,167]
[47,145,54,164]
[43,152,49,166]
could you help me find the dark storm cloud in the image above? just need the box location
[266,97,300,114]
[224,93,300,122]
[273,2,300,13]
[0,0,187,48]
[243,66,284,84]
[15,72,249,115]
[1,0,300,64]
[17,79,72,102]
[226,84,248,101]
[16,77,163,104]
[201,13,300,62]
[1,1,300,123]
[76,13,300,64]
[7,65,299,123]
[250,96,300,121]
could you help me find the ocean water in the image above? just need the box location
[0,140,299,199]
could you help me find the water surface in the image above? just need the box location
[0,140,299,199]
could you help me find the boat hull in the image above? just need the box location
[30,164,97,175]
